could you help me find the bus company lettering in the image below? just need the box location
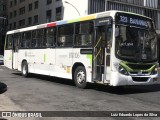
[25,51,35,57]
[69,53,80,58]
[99,19,110,24]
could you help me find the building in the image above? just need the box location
[7,0,63,30]
[0,0,7,55]
[7,0,91,30]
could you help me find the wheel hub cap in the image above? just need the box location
[77,70,85,84]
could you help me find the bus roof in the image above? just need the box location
[7,10,152,35]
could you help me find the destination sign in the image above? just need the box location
[116,13,153,29]
[95,17,112,26]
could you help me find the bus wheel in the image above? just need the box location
[22,61,28,77]
[74,66,88,89]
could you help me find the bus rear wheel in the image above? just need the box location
[74,66,88,89]
[22,61,28,77]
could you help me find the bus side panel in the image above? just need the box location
[33,49,54,75]
[49,48,56,76]
[4,50,13,69]
[54,48,73,79]
[17,49,34,73]
[72,48,92,83]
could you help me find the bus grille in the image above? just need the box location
[132,77,149,82]
[129,71,150,75]
[127,64,153,70]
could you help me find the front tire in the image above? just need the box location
[74,66,88,89]
[22,61,28,77]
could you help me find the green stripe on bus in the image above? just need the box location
[86,54,92,65]
[120,61,156,72]
[67,18,80,23]
[44,54,46,62]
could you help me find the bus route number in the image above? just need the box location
[120,16,128,23]
[69,53,80,58]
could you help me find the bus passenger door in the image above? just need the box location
[12,33,20,70]
[93,23,112,83]
[4,35,13,69]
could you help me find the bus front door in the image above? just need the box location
[12,34,19,70]
[93,25,111,83]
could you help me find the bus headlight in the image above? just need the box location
[151,67,158,75]
[118,65,129,75]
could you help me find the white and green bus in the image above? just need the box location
[4,10,158,88]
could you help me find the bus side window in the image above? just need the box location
[26,32,31,48]
[46,27,56,47]
[21,32,31,48]
[31,30,37,48]
[43,29,47,47]
[6,35,13,49]
[57,24,74,47]
[37,29,43,47]
[13,33,20,51]
[31,29,43,48]
[75,21,93,47]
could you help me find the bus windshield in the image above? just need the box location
[115,25,157,62]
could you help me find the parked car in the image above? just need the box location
[0,55,4,65]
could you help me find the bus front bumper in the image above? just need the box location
[110,71,158,86]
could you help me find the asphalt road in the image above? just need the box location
[0,65,160,120]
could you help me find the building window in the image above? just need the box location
[10,1,13,7]
[19,7,25,15]
[19,19,25,27]
[13,22,16,29]
[9,23,12,30]
[28,17,32,25]
[3,5,6,11]
[47,0,52,5]
[14,0,17,5]
[10,12,13,19]
[34,1,38,9]
[14,10,17,17]
[158,0,160,9]
[20,0,25,3]
[46,10,52,22]
[56,7,62,21]
[28,3,32,11]
[34,15,38,24]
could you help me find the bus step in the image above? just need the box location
[93,77,102,81]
